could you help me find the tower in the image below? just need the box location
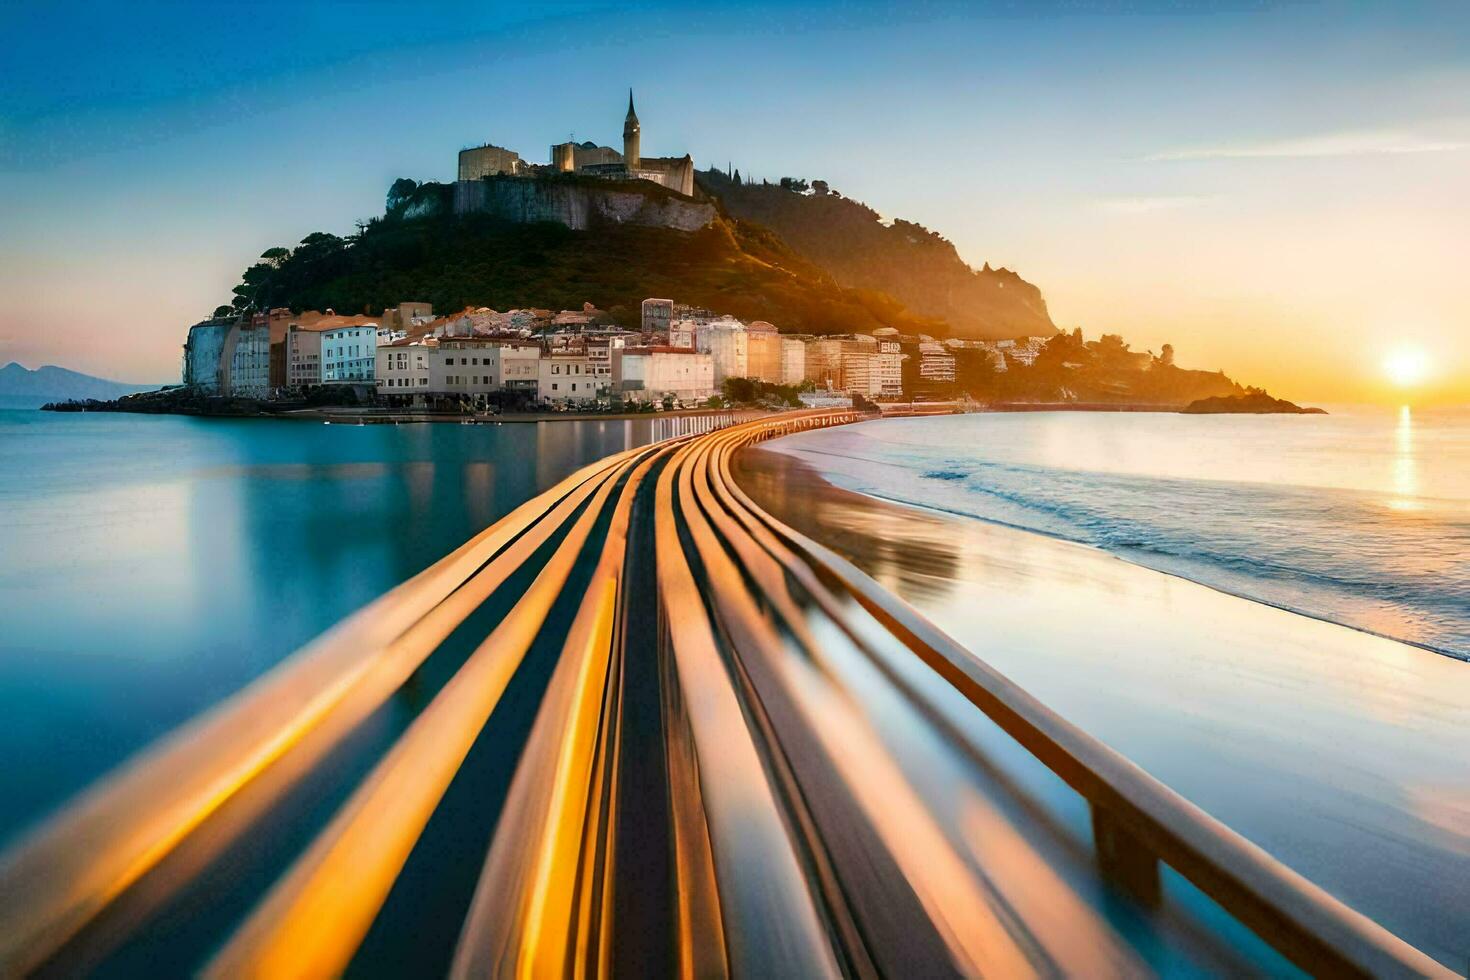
[623,89,641,171]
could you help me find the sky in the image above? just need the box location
[1,0,1467,404]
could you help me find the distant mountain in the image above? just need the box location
[697,170,1057,341]
[0,362,162,409]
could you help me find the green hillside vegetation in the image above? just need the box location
[697,169,1055,340]
[224,182,947,337]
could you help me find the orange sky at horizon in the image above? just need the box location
[1,2,1466,407]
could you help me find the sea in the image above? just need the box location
[0,409,709,848]
[766,407,1470,660]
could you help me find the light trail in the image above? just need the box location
[0,411,1450,978]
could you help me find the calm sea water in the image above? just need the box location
[0,410,692,847]
[768,408,1470,658]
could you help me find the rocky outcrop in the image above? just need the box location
[1182,391,1326,414]
[453,176,715,232]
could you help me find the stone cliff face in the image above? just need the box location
[453,177,715,232]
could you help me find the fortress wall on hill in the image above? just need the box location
[453,178,714,232]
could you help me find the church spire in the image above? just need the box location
[623,88,641,169]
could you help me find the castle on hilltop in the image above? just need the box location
[457,91,695,197]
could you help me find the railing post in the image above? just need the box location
[1091,804,1161,906]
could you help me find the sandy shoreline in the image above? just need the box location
[732,442,1470,969]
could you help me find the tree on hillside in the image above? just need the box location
[260,247,291,268]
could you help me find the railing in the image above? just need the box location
[0,410,1449,978]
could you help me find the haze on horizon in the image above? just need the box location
[2,0,1466,405]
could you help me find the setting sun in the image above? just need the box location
[1383,346,1431,388]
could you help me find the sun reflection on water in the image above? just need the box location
[1389,405,1420,511]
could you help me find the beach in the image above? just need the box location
[735,432,1470,970]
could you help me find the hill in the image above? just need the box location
[1183,390,1326,414]
[224,200,949,337]
[0,362,160,409]
[696,170,1055,340]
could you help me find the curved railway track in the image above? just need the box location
[0,410,1451,977]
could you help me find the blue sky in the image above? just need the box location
[2,1,1467,401]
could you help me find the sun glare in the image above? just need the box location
[1383,346,1430,388]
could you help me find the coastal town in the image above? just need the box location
[179,297,1051,413]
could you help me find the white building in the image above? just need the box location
[668,319,696,349]
[539,351,601,404]
[433,339,503,397]
[875,340,904,399]
[613,347,715,405]
[224,319,271,397]
[322,325,378,383]
[694,316,748,383]
[799,390,853,409]
[376,342,432,396]
[780,337,807,387]
[487,342,541,394]
[585,336,629,390]
[917,339,956,387]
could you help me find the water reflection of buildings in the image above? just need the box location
[733,447,963,605]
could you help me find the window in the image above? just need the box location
[552,383,559,391]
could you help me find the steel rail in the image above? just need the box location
[0,409,1449,978]
[653,433,844,979]
[717,415,1452,979]
[697,423,1146,977]
[203,442,662,978]
[449,444,672,979]
[0,447,642,978]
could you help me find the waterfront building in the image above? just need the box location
[613,347,715,405]
[538,351,601,404]
[780,336,807,387]
[433,339,507,398]
[376,341,432,396]
[584,335,629,390]
[915,338,957,396]
[321,324,378,383]
[694,316,748,383]
[841,350,875,397]
[285,324,323,388]
[745,321,783,383]
[487,342,542,394]
[219,319,271,397]
[668,319,696,349]
[798,390,854,408]
[803,337,844,388]
[875,340,905,399]
[805,334,877,391]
